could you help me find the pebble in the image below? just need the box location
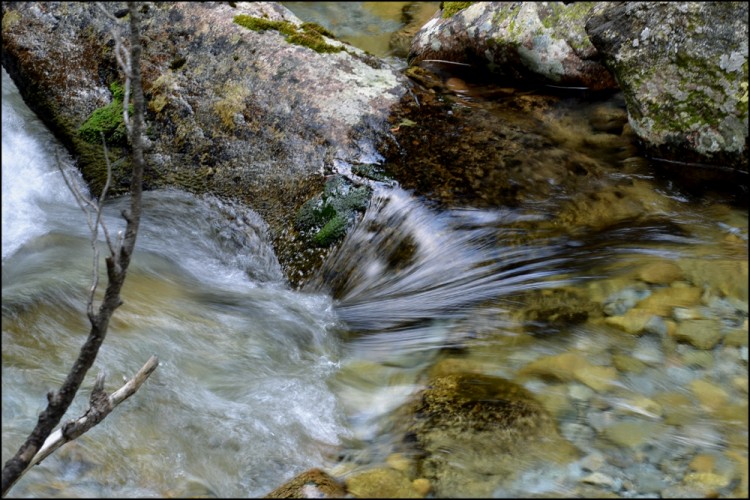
[561,422,596,448]
[602,421,662,449]
[579,452,606,472]
[603,288,651,316]
[569,383,595,401]
[631,335,664,364]
[581,471,616,488]
[626,463,668,493]
[673,319,723,350]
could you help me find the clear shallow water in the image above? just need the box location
[3,7,749,497]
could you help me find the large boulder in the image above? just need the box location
[1,2,408,258]
[407,2,617,90]
[585,2,749,177]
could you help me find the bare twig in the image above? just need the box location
[22,356,159,473]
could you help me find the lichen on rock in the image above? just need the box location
[585,2,748,174]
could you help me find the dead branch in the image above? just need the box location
[21,356,159,474]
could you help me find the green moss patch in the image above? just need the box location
[442,2,474,19]
[295,175,371,247]
[233,14,343,54]
[78,81,133,146]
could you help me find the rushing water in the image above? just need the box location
[2,8,748,498]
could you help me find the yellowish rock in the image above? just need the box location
[725,450,749,498]
[411,478,431,497]
[518,352,582,382]
[652,391,700,426]
[713,403,749,426]
[689,379,729,410]
[612,353,647,373]
[680,258,748,303]
[723,328,749,347]
[386,453,413,474]
[604,309,654,335]
[573,364,618,393]
[636,260,684,284]
[636,285,701,316]
[732,376,748,394]
[603,421,662,448]
[683,472,731,489]
[535,383,573,417]
[680,349,714,368]
[673,319,723,350]
[689,454,716,473]
[519,353,617,392]
[345,468,421,499]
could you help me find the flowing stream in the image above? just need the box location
[2,7,748,497]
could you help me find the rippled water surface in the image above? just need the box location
[2,5,748,498]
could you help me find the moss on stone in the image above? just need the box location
[441,2,474,19]
[78,82,133,146]
[294,175,371,247]
[313,213,349,246]
[300,21,335,39]
[288,31,342,53]
[2,9,21,30]
[233,14,342,54]
[352,163,392,182]
[233,14,296,36]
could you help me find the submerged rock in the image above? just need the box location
[585,2,749,178]
[345,467,423,498]
[400,368,579,497]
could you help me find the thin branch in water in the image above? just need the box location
[20,357,159,476]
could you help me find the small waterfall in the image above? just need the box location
[307,185,572,336]
[2,68,90,260]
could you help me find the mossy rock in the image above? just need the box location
[233,14,343,54]
[441,2,474,19]
[294,175,371,247]
[313,213,349,247]
[78,81,133,147]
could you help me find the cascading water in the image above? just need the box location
[2,67,347,497]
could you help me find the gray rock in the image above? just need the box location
[586,2,748,173]
[408,2,617,90]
